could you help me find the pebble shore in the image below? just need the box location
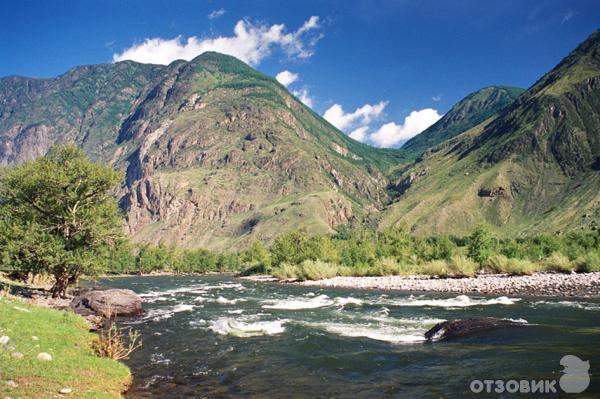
[299,272,600,298]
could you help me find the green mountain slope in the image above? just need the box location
[0,53,400,249]
[381,30,600,235]
[400,86,524,159]
[0,62,165,163]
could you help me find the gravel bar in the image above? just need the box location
[298,272,600,298]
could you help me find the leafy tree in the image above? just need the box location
[375,227,412,258]
[339,230,376,267]
[240,241,272,275]
[178,248,217,273]
[216,253,241,272]
[467,225,495,265]
[106,240,137,274]
[136,243,173,273]
[270,230,310,266]
[305,235,340,264]
[0,145,123,297]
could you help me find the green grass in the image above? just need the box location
[0,297,131,398]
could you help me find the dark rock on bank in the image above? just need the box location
[425,317,526,342]
[70,289,143,318]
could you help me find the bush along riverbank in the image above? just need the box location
[0,294,132,398]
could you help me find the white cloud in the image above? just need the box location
[432,95,442,102]
[276,70,299,87]
[323,101,387,131]
[349,126,369,142]
[292,87,313,107]
[113,16,322,66]
[369,108,442,147]
[325,101,442,147]
[208,9,226,19]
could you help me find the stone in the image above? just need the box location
[0,336,9,345]
[37,352,52,361]
[31,336,39,341]
[5,380,18,388]
[425,317,527,342]
[59,388,72,395]
[10,352,23,359]
[70,289,143,318]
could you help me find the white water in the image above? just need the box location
[377,294,521,308]
[209,317,288,337]
[532,300,600,311]
[262,294,334,310]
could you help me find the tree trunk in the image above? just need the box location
[51,272,69,299]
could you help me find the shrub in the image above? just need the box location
[298,259,339,280]
[486,254,536,275]
[349,263,373,277]
[372,257,417,276]
[447,255,479,277]
[541,252,573,273]
[95,323,142,360]
[467,225,495,265]
[336,265,354,276]
[271,262,300,280]
[420,260,449,277]
[486,254,510,273]
[504,258,537,275]
[573,252,600,273]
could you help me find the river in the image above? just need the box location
[96,275,600,398]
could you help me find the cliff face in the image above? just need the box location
[0,53,396,249]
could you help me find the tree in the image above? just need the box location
[0,145,123,297]
[135,244,173,274]
[270,230,310,266]
[468,225,495,265]
[240,241,272,275]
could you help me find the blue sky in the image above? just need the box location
[1,0,599,147]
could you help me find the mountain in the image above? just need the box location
[0,53,402,249]
[2,29,599,246]
[399,86,524,159]
[381,30,600,235]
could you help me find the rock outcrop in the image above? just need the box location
[70,289,143,318]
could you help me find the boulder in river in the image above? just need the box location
[425,317,526,342]
[70,289,143,318]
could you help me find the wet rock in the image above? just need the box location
[70,289,143,318]
[425,317,526,342]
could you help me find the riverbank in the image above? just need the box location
[0,285,132,398]
[297,272,600,297]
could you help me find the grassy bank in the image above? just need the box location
[0,297,131,398]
